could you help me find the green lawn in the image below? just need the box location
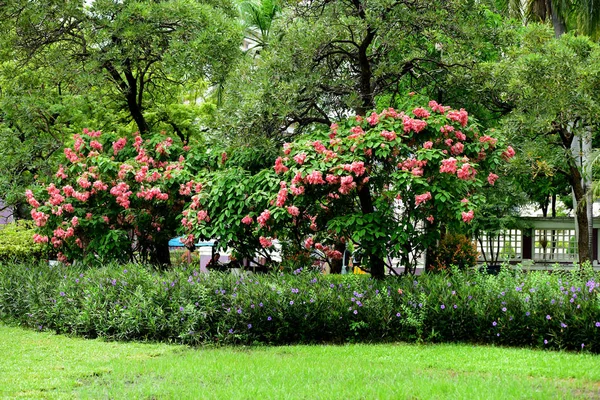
[1,325,599,399]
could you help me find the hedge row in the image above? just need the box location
[0,261,599,352]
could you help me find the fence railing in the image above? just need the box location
[475,217,600,268]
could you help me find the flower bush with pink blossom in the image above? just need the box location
[27,129,195,265]
[182,99,514,277]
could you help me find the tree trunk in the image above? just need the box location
[356,184,386,278]
[568,161,591,264]
[152,238,172,267]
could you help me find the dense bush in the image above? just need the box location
[0,262,599,352]
[0,222,46,262]
[429,233,479,272]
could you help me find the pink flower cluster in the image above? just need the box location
[110,182,132,209]
[440,158,458,174]
[257,209,271,227]
[294,153,307,164]
[30,210,48,227]
[313,141,326,153]
[412,107,431,118]
[274,156,289,174]
[306,170,326,185]
[241,215,253,225]
[502,146,516,160]
[415,192,432,206]
[456,163,476,180]
[479,135,498,147]
[82,128,101,138]
[380,130,397,141]
[342,161,366,176]
[487,173,499,185]
[113,138,127,155]
[402,116,427,133]
[25,190,40,208]
[339,176,356,194]
[276,187,288,207]
[462,210,474,223]
[89,140,103,151]
[367,112,379,126]
[33,234,49,243]
[348,126,365,139]
[428,100,450,114]
[447,109,468,127]
[287,206,300,216]
[136,186,169,201]
[55,166,68,180]
[259,236,273,248]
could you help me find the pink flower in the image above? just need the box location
[326,174,339,184]
[92,180,108,191]
[428,100,450,114]
[380,130,397,141]
[456,163,476,180]
[450,142,464,155]
[274,157,288,174]
[339,176,356,194]
[112,138,127,155]
[304,237,314,249]
[64,148,79,163]
[276,188,288,207]
[455,131,466,141]
[479,135,498,147]
[412,107,431,118]
[241,215,253,225]
[89,140,103,151]
[487,173,499,186]
[82,128,101,138]
[312,141,326,153]
[305,170,325,185]
[287,206,300,216]
[290,185,305,196]
[426,215,434,223]
[440,158,458,174]
[294,153,307,165]
[25,190,40,208]
[462,210,474,223]
[402,116,427,133]
[283,143,292,155]
[367,111,380,126]
[71,216,79,227]
[55,166,68,179]
[415,192,432,206]
[259,236,273,248]
[257,209,271,227]
[502,146,516,160]
[348,126,364,139]
[33,234,49,244]
[447,108,468,127]
[423,141,433,149]
[440,125,455,134]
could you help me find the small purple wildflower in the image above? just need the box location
[248,324,252,329]
[560,322,567,328]
[396,313,401,317]
[179,306,184,312]
[440,304,445,310]
[502,307,507,312]
[228,329,234,334]
[237,309,242,314]
[492,321,497,326]
[59,291,65,297]
[544,339,548,345]
[353,310,358,315]
[546,315,551,320]
[289,301,294,305]
[595,322,600,327]
[453,304,457,309]
[267,316,272,321]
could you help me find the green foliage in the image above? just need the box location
[430,234,478,272]
[0,222,46,262]
[1,261,599,352]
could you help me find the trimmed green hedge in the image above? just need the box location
[1,262,599,352]
[0,222,46,262]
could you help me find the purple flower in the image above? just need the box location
[396,313,401,317]
[582,343,585,349]
[550,299,555,305]
[502,307,507,312]
[440,304,445,309]
[595,322,600,327]
[259,302,264,307]
[546,315,551,320]
[289,301,294,305]
[492,321,497,326]
[453,304,457,309]
[451,291,456,295]
[267,316,272,321]
[560,322,567,328]
[353,310,358,315]
[228,329,234,334]
[59,291,65,297]
[237,309,242,314]
[544,339,548,344]
[330,284,335,288]
[179,306,184,312]
[248,324,252,329]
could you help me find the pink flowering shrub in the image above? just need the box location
[180,99,513,276]
[27,129,194,265]
[237,99,512,276]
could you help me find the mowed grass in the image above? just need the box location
[1,325,600,399]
